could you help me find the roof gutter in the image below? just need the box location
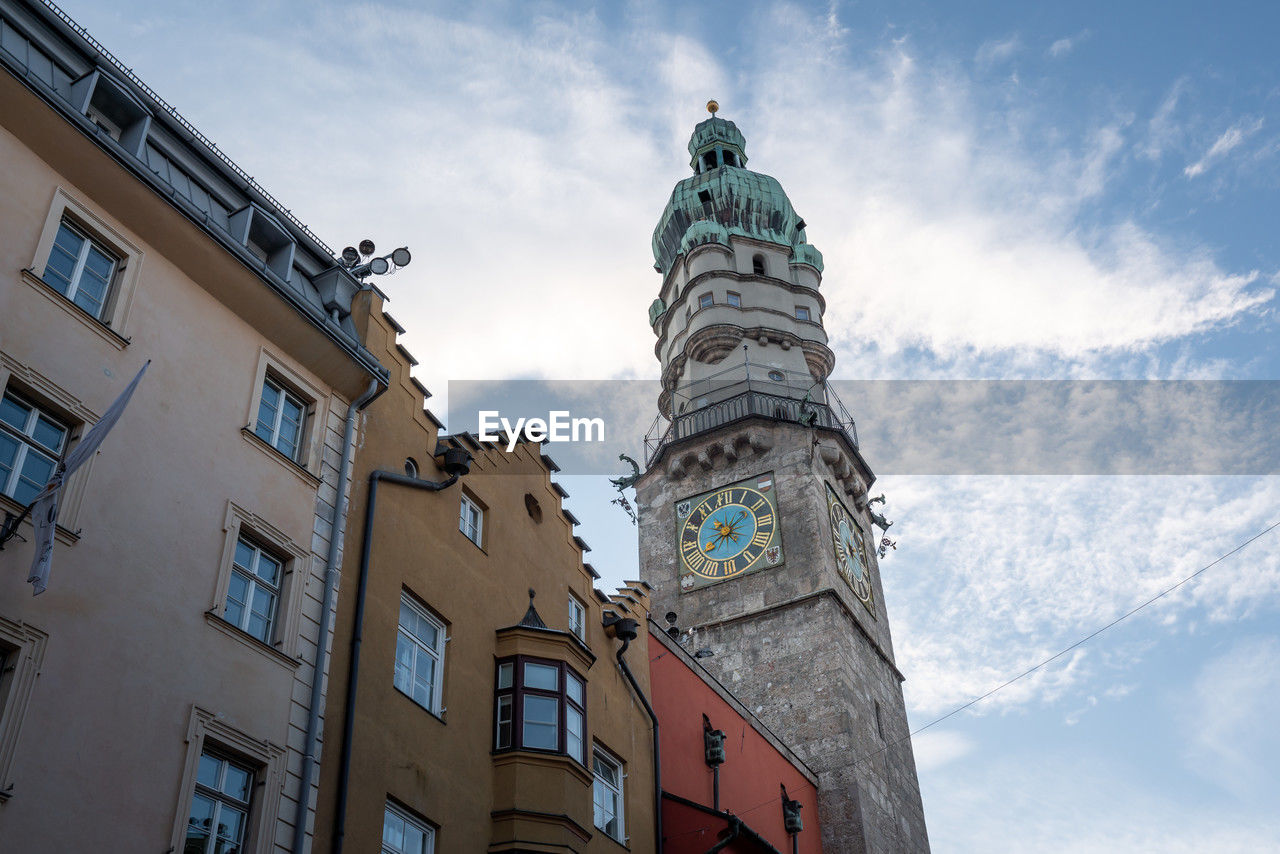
[290,377,382,854]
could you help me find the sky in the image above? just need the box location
[58,0,1280,850]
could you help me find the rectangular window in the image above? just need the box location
[254,375,306,462]
[185,750,253,854]
[493,656,586,764]
[459,493,483,546]
[698,293,714,309]
[40,219,119,320]
[395,594,446,714]
[726,291,741,307]
[0,390,68,505]
[223,537,282,643]
[795,305,811,321]
[568,594,586,642]
[593,748,625,842]
[382,802,435,854]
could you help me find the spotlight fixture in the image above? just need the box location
[342,239,413,280]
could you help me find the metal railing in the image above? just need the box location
[40,0,338,259]
[645,365,858,465]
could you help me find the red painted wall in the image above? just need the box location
[650,629,822,853]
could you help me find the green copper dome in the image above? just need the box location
[652,116,819,276]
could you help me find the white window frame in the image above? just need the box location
[242,349,329,477]
[795,305,811,321]
[27,189,144,342]
[224,536,283,644]
[208,501,308,664]
[168,706,285,854]
[726,290,742,307]
[0,389,68,505]
[568,593,586,642]
[698,292,714,309]
[395,593,447,715]
[0,616,49,801]
[39,218,119,320]
[459,492,483,547]
[254,374,307,462]
[184,749,254,854]
[593,747,626,843]
[382,801,436,854]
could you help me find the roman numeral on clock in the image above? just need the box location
[751,530,771,547]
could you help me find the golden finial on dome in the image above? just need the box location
[706,99,719,116]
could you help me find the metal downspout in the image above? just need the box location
[615,634,663,853]
[705,816,742,853]
[333,469,460,853]
[290,378,381,854]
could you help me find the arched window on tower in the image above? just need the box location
[702,151,718,172]
[752,254,766,276]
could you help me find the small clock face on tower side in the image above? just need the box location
[676,473,782,589]
[827,483,875,615]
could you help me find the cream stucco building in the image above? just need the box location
[0,1,388,850]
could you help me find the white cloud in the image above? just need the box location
[1185,117,1265,177]
[1141,77,1187,161]
[975,35,1021,67]
[891,476,1280,718]
[912,729,975,772]
[1048,30,1090,58]
[1182,636,1280,800]
[922,746,1280,853]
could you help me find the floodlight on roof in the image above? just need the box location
[341,246,359,266]
[369,257,389,275]
[391,247,411,267]
[342,239,413,281]
[358,238,376,256]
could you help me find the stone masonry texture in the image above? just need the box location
[638,420,930,853]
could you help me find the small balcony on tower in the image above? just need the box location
[644,360,858,467]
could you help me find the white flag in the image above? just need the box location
[27,360,149,595]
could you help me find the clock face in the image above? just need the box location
[827,483,875,615]
[676,473,783,590]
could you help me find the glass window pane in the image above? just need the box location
[566,708,583,762]
[383,809,405,848]
[0,433,18,487]
[497,662,513,689]
[523,695,558,749]
[233,540,255,571]
[196,754,222,789]
[566,674,584,706]
[0,395,30,430]
[32,415,65,453]
[523,662,558,691]
[221,763,251,801]
[254,552,281,586]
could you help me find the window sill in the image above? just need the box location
[204,611,302,670]
[239,428,321,489]
[19,269,130,351]
[459,529,487,554]
[0,491,79,547]
[393,686,447,724]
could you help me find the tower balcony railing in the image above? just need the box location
[644,362,858,466]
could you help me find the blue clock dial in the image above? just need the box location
[828,483,875,614]
[678,484,778,581]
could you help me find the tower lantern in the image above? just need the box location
[635,109,931,853]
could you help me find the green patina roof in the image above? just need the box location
[652,116,819,276]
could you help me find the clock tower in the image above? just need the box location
[635,107,930,853]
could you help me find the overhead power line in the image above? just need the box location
[858,517,1280,769]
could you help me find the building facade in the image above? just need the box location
[636,112,930,852]
[311,286,660,853]
[0,1,384,850]
[651,622,821,854]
